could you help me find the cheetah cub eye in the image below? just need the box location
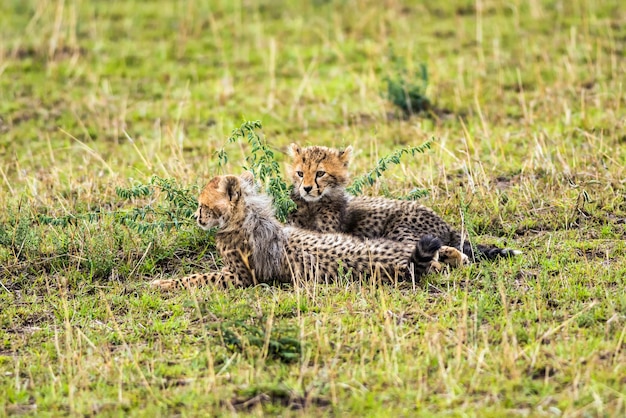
[296,171,304,178]
[316,171,326,178]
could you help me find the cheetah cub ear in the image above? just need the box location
[239,171,254,185]
[338,146,353,166]
[221,176,243,203]
[289,143,302,157]
[239,171,260,192]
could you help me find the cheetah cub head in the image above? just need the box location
[288,143,352,202]
[194,172,256,230]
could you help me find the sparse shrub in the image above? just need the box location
[0,178,203,282]
[218,120,296,222]
[347,141,433,197]
[114,176,199,232]
[35,176,198,233]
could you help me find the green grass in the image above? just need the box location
[1,0,626,415]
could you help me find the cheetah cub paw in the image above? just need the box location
[428,260,443,273]
[437,246,470,268]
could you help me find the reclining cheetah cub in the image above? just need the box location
[287,144,520,262]
[150,173,446,290]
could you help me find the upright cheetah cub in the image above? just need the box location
[287,144,520,262]
[150,173,444,290]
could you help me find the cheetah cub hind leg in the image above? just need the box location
[438,246,470,268]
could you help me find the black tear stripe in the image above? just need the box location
[314,174,332,189]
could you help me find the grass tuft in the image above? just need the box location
[384,51,431,117]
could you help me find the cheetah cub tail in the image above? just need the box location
[409,235,443,276]
[464,243,522,260]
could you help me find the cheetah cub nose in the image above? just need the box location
[303,186,313,193]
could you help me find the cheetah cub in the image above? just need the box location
[287,144,520,263]
[150,173,445,290]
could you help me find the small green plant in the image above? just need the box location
[347,140,434,196]
[384,52,430,116]
[218,120,296,222]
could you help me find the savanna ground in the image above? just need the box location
[1,0,625,416]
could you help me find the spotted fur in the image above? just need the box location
[287,144,520,262]
[150,174,443,290]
